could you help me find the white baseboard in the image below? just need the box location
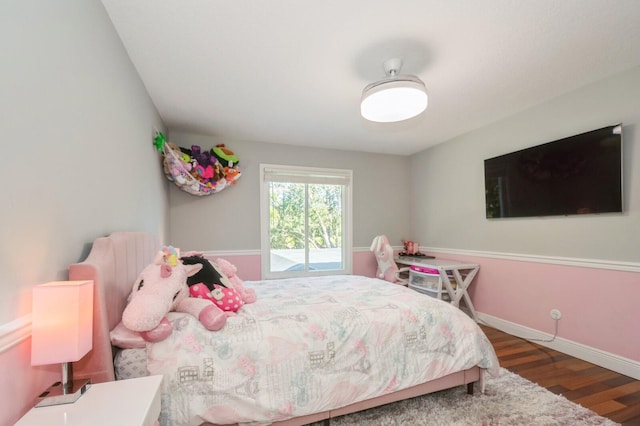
[477,312,640,380]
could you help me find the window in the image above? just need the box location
[260,164,352,279]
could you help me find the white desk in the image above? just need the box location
[15,375,163,426]
[395,257,480,321]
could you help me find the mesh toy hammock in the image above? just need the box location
[153,132,241,196]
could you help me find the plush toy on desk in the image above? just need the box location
[182,254,254,313]
[400,239,425,257]
[121,247,228,342]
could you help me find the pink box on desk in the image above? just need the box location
[410,265,439,274]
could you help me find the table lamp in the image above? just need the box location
[31,280,94,407]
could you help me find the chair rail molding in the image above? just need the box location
[0,315,31,354]
[203,249,261,257]
[421,246,640,273]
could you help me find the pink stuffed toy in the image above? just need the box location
[180,253,256,311]
[214,258,257,304]
[122,248,228,342]
[189,282,244,313]
[370,235,403,283]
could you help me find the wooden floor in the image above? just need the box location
[481,325,640,425]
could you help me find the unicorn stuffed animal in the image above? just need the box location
[122,248,228,342]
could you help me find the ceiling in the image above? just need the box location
[101,1,640,155]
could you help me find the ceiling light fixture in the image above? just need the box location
[361,58,428,123]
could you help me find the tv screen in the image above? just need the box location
[484,124,623,218]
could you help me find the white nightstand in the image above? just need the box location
[15,375,163,426]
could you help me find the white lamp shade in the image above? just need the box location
[361,77,428,123]
[31,280,94,366]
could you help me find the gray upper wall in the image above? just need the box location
[0,0,167,325]
[169,66,640,263]
[167,132,411,251]
[410,66,640,263]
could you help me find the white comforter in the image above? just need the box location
[146,275,499,426]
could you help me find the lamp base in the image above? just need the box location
[35,379,91,407]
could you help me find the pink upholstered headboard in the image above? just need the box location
[68,231,159,383]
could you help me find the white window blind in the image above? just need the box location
[262,166,351,185]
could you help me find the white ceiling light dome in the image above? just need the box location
[361,58,428,123]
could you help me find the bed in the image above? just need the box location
[68,231,500,426]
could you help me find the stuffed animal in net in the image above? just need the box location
[181,254,251,313]
[121,247,228,342]
[154,132,242,196]
[211,144,239,168]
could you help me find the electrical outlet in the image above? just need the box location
[550,309,562,320]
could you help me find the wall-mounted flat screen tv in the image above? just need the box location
[484,124,623,218]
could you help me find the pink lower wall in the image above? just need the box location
[1,337,59,425]
[425,251,640,363]
[353,251,379,278]
[206,254,263,281]
[207,251,379,282]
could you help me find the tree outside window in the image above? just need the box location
[260,164,352,278]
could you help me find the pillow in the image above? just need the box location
[110,321,146,349]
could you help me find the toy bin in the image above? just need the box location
[410,265,439,275]
[408,269,449,300]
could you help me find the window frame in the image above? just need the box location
[259,163,353,279]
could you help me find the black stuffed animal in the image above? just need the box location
[181,255,233,290]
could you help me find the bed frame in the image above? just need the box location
[69,231,481,426]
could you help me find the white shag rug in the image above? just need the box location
[310,368,619,426]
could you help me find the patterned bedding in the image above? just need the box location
[114,347,148,380]
[145,275,499,426]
